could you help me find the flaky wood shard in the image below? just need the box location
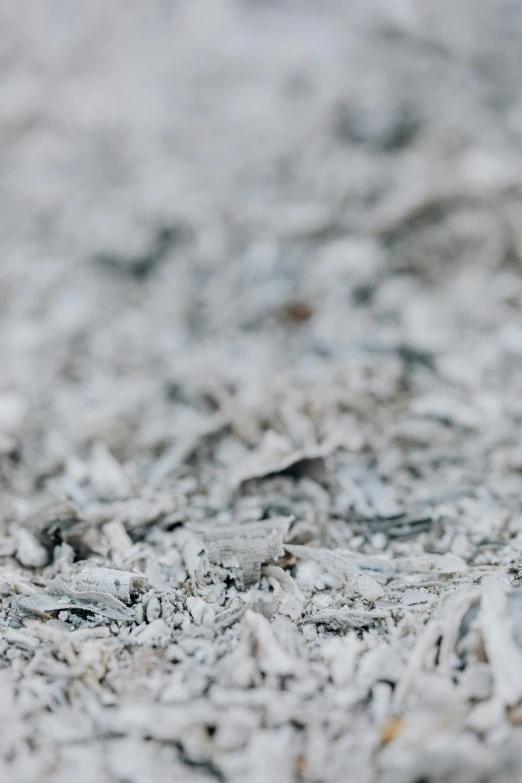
[15,577,136,623]
[197,517,292,587]
[73,567,149,603]
[228,437,340,494]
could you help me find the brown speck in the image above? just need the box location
[381,716,407,746]
[280,300,314,323]
[295,754,309,775]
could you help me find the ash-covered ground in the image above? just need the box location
[3,1,522,781]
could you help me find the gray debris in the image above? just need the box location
[285,544,385,601]
[14,529,48,568]
[478,578,522,708]
[2,1,522,781]
[22,499,85,552]
[262,565,305,621]
[72,567,149,603]
[229,436,336,494]
[197,517,291,588]
[12,577,136,624]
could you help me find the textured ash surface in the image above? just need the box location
[4,1,522,781]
